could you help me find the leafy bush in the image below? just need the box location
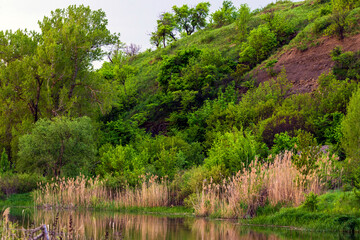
[0,149,11,174]
[157,48,201,91]
[331,47,360,81]
[239,25,277,67]
[18,117,97,177]
[303,192,319,212]
[205,128,257,173]
[0,173,45,196]
[315,72,357,114]
[271,132,298,155]
[341,87,360,183]
[96,143,147,186]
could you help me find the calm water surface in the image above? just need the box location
[8,208,360,240]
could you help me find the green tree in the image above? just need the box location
[237,4,251,40]
[155,12,177,48]
[330,0,354,40]
[341,87,360,181]
[172,2,210,36]
[17,117,97,177]
[211,1,238,28]
[37,5,118,117]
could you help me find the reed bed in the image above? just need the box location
[34,175,107,208]
[113,175,169,208]
[193,151,342,218]
[34,174,170,209]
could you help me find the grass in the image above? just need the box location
[0,193,33,209]
[248,190,360,233]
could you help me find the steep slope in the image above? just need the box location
[255,33,360,93]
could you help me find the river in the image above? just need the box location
[7,208,359,240]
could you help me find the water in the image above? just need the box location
[7,208,360,240]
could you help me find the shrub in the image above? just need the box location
[303,192,319,212]
[341,87,360,184]
[157,48,201,91]
[331,47,360,81]
[239,25,278,67]
[0,149,11,174]
[271,132,298,155]
[0,173,45,196]
[205,128,257,173]
[17,116,97,177]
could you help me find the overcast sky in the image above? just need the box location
[0,0,277,51]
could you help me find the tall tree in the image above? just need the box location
[172,2,210,36]
[18,117,97,177]
[0,5,118,162]
[37,5,118,117]
[211,1,238,28]
[155,12,177,48]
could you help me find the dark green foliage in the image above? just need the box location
[101,118,145,146]
[157,48,201,91]
[314,112,344,145]
[261,112,308,148]
[303,192,319,212]
[0,148,10,174]
[331,47,360,80]
[18,117,97,177]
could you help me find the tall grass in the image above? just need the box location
[34,174,170,209]
[193,151,342,218]
[113,175,169,208]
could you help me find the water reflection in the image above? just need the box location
[8,208,360,240]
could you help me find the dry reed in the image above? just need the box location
[193,151,342,218]
[113,175,169,208]
[34,174,170,209]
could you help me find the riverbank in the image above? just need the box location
[2,190,359,233]
[245,190,360,233]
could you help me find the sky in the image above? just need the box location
[0,0,276,51]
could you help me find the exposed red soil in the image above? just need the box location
[255,34,360,93]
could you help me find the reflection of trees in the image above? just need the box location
[29,210,347,240]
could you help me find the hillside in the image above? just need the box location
[1,0,360,230]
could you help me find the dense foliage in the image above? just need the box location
[1,0,360,220]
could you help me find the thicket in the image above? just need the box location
[0,0,360,223]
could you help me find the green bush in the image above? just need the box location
[239,25,278,67]
[96,143,147,186]
[205,128,257,173]
[303,192,319,212]
[0,173,45,196]
[341,87,360,184]
[173,164,228,205]
[17,116,97,177]
[271,132,298,155]
[0,148,11,174]
[331,47,360,81]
